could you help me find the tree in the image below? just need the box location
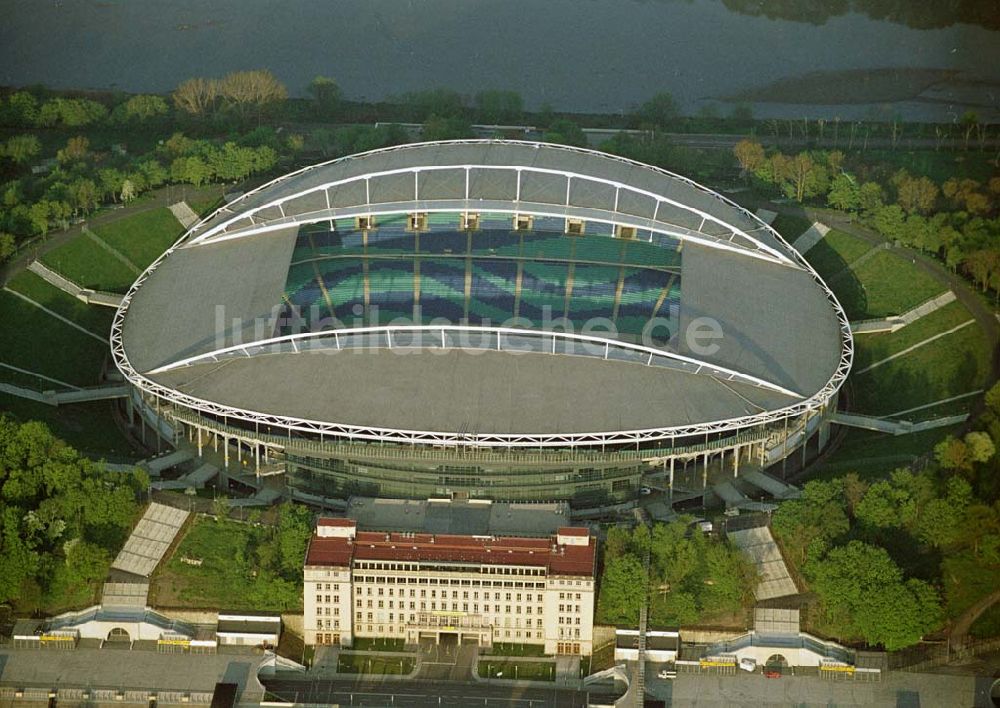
[636,92,679,128]
[120,179,137,204]
[805,541,941,650]
[827,172,860,211]
[56,136,90,164]
[543,119,587,147]
[170,155,213,186]
[729,103,753,122]
[872,204,907,241]
[965,431,995,464]
[120,94,169,122]
[733,139,765,173]
[858,181,884,215]
[37,98,107,127]
[935,435,972,472]
[4,91,39,127]
[307,76,342,118]
[0,232,15,265]
[218,70,288,121]
[962,250,1000,293]
[896,174,939,214]
[400,89,465,121]
[984,381,1000,416]
[475,90,523,124]
[212,496,230,521]
[2,134,41,164]
[70,179,99,215]
[596,554,647,625]
[422,115,474,142]
[771,479,849,567]
[172,77,219,117]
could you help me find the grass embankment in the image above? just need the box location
[91,207,185,270]
[803,229,871,281]
[41,233,138,292]
[150,516,303,612]
[477,659,556,681]
[6,270,114,336]
[338,654,415,675]
[841,250,947,319]
[0,289,108,388]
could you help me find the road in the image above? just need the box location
[262,676,618,707]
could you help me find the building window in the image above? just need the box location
[357,215,375,231]
[566,218,585,236]
[514,214,533,232]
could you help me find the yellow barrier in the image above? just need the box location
[158,638,192,647]
[699,659,736,668]
[820,665,855,674]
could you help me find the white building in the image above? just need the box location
[303,519,597,656]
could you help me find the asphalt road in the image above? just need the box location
[262,677,618,707]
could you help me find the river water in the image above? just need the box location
[2,0,997,121]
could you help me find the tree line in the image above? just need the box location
[0,417,149,612]
[772,381,1000,650]
[732,138,1000,300]
[596,519,756,628]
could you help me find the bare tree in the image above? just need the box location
[173,77,219,117]
[218,70,288,122]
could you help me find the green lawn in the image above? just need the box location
[833,250,946,319]
[41,233,139,292]
[0,290,109,387]
[851,301,973,371]
[769,213,813,242]
[851,321,989,416]
[0,393,136,460]
[350,637,406,652]
[91,207,185,271]
[6,270,115,337]
[150,517,302,611]
[482,642,549,657]
[477,659,556,681]
[804,230,872,281]
[338,654,415,675]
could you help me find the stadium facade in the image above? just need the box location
[112,141,852,506]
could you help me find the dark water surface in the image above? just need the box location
[1,0,997,120]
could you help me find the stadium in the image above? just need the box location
[111,140,852,506]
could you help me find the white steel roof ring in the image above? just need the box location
[185,158,795,266]
[182,202,791,268]
[144,324,804,400]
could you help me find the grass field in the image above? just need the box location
[91,207,185,271]
[189,195,223,217]
[481,642,549,657]
[6,270,114,336]
[804,229,872,281]
[0,290,109,387]
[477,659,556,681]
[851,300,973,371]
[851,321,989,416]
[338,654,415,675]
[833,250,946,319]
[150,516,302,611]
[41,233,139,292]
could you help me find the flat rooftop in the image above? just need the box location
[344,497,572,536]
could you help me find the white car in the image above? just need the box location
[738,657,757,672]
[639,487,653,496]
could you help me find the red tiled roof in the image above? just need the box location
[304,536,353,567]
[557,526,589,536]
[317,518,356,527]
[304,527,596,577]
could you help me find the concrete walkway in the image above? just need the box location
[791,221,829,254]
[169,201,201,229]
[25,260,123,307]
[851,290,956,334]
[831,411,968,435]
[754,208,777,225]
